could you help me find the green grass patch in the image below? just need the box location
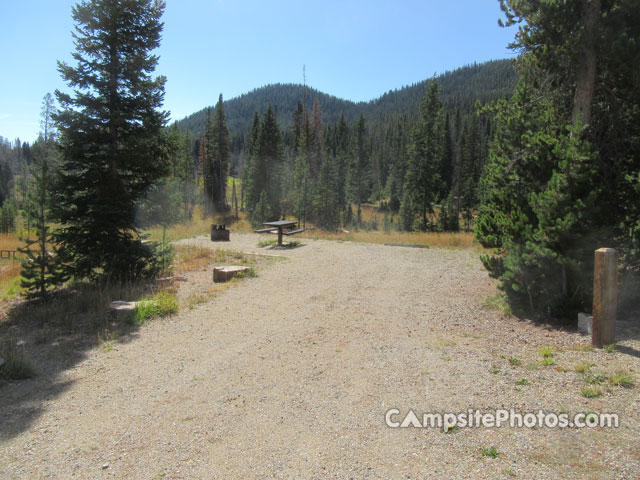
[574,361,595,374]
[508,357,522,366]
[582,372,608,385]
[126,291,178,326]
[603,343,616,353]
[609,370,634,388]
[480,446,499,458]
[257,239,276,247]
[539,347,555,366]
[515,378,530,386]
[235,267,257,279]
[257,239,300,248]
[539,347,554,358]
[1,276,24,300]
[482,294,512,315]
[580,386,602,398]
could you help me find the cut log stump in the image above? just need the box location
[213,266,250,283]
[110,301,138,318]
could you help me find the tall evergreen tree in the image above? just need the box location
[334,113,350,212]
[349,114,370,208]
[292,111,313,227]
[242,111,261,212]
[53,0,170,281]
[19,94,66,300]
[257,105,284,218]
[402,80,445,231]
[386,118,408,213]
[244,106,283,220]
[459,116,482,230]
[177,128,196,218]
[440,112,454,199]
[477,0,640,316]
[315,153,340,231]
[204,94,231,212]
[308,98,323,177]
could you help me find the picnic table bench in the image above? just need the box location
[256,221,304,246]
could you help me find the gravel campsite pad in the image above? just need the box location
[1,234,639,479]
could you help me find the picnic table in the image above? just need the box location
[256,220,304,246]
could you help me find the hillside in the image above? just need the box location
[177,59,517,139]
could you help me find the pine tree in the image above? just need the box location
[293,125,312,227]
[477,0,640,316]
[53,0,170,282]
[440,113,454,200]
[256,105,284,218]
[403,80,445,231]
[19,94,66,301]
[459,117,482,230]
[178,129,196,218]
[308,98,323,176]
[315,154,340,230]
[252,190,271,226]
[243,106,284,219]
[242,111,261,212]
[334,113,350,212]
[204,94,231,212]
[386,119,408,213]
[349,115,370,207]
[0,201,16,234]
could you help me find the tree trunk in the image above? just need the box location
[572,0,600,128]
[233,178,238,220]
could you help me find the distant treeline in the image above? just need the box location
[163,59,518,232]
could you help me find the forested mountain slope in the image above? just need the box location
[177,59,516,138]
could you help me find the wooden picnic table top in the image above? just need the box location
[263,220,297,228]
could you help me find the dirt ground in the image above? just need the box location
[1,233,639,479]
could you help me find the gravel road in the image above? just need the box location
[1,234,638,479]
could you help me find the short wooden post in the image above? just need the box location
[592,248,617,348]
[277,227,283,246]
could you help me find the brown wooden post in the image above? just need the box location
[592,248,617,348]
[277,227,283,247]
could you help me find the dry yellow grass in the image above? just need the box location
[299,229,480,250]
[0,233,22,252]
[174,245,213,273]
[0,234,24,300]
[145,206,253,242]
[150,205,480,251]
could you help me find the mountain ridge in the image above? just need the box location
[176,59,517,139]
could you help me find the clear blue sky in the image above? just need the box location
[0,0,517,143]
